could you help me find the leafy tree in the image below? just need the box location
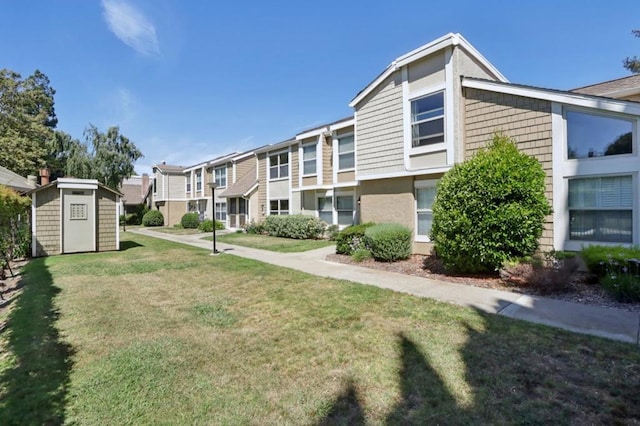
[623,30,640,74]
[0,185,31,279]
[430,133,552,273]
[605,132,632,156]
[0,69,57,176]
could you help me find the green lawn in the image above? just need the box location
[149,226,204,235]
[207,232,335,252]
[1,234,639,424]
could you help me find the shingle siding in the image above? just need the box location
[464,87,554,251]
[34,185,60,256]
[97,187,117,251]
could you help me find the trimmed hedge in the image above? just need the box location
[580,245,640,277]
[198,219,224,232]
[262,214,326,239]
[142,210,164,227]
[581,245,640,302]
[431,133,552,273]
[181,212,200,229]
[335,223,375,255]
[364,223,412,262]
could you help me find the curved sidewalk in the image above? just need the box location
[130,228,640,344]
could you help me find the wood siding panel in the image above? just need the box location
[97,188,117,252]
[236,156,255,181]
[35,185,60,256]
[323,136,333,185]
[257,153,267,220]
[291,144,299,189]
[464,87,554,251]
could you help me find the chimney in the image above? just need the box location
[27,175,37,187]
[141,173,150,196]
[39,168,50,186]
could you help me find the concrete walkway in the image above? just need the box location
[130,228,640,344]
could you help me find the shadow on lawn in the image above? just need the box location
[318,306,640,424]
[119,240,144,251]
[0,257,74,425]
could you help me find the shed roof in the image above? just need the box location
[27,178,123,196]
[218,166,258,198]
[571,74,640,99]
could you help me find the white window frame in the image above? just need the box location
[195,170,202,193]
[403,83,448,156]
[335,192,355,228]
[410,91,445,149]
[269,198,289,215]
[302,142,317,176]
[214,166,227,188]
[336,133,355,172]
[317,194,333,225]
[215,202,227,222]
[414,179,438,242]
[269,150,289,181]
[185,173,192,194]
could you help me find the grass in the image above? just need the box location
[0,234,639,424]
[149,226,204,235]
[207,232,335,252]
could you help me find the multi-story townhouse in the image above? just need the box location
[348,32,640,254]
[152,162,187,226]
[218,149,259,229]
[255,139,296,220]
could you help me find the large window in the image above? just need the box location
[215,166,227,188]
[196,170,202,192]
[568,176,632,243]
[338,135,354,170]
[336,195,354,226]
[317,196,333,224]
[567,110,633,159]
[416,185,437,240]
[411,91,445,148]
[186,175,191,193]
[270,199,289,215]
[269,152,289,180]
[303,144,317,175]
[215,202,227,221]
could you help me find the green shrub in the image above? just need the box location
[431,133,552,273]
[181,212,200,229]
[0,185,31,276]
[600,264,640,302]
[580,245,640,277]
[142,210,164,227]
[245,220,265,235]
[352,248,373,262]
[326,224,340,241]
[364,223,412,262]
[335,223,375,255]
[262,215,326,239]
[198,219,224,232]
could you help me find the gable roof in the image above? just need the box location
[27,178,123,196]
[462,77,640,116]
[0,165,36,193]
[218,165,258,198]
[571,74,640,99]
[349,33,508,108]
[153,163,185,173]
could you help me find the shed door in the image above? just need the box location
[63,189,95,253]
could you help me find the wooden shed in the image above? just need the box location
[29,178,121,257]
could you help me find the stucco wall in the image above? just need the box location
[34,185,60,256]
[464,87,554,251]
[97,187,117,252]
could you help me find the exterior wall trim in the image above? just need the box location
[357,166,452,182]
[31,192,36,257]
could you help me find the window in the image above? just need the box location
[568,176,632,243]
[152,178,157,194]
[270,199,289,215]
[303,144,317,175]
[338,135,354,170]
[239,198,247,215]
[567,110,633,159]
[215,166,227,188]
[318,196,333,224]
[215,202,227,221]
[411,91,445,148]
[196,170,202,192]
[416,186,437,240]
[186,174,191,193]
[336,195,354,226]
[269,152,289,180]
[70,203,87,220]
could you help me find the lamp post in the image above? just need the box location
[122,198,126,232]
[208,182,220,255]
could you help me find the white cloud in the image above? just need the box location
[102,0,160,56]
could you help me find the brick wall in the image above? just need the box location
[464,87,554,251]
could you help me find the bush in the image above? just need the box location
[142,210,164,227]
[431,133,552,273]
[262,215,326,239]
[325,224,340,241]
[580,245,640,302]
[181,212,200,229]
[364,223,412,262]
[0,185,30,277]
[352,248,372,262]
[198,219,224,232]
[335,223,375,255]
[245,220,265,235]
[580,245,640,277]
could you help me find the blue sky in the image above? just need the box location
[1,1,638,174]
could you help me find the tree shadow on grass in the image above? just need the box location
[119,240,144,251]
[317,379,366,426]
[0,257,74,425]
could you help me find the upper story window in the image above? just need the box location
[214,166,227,188]
[303,144,317,175]
[411,91,444,148]
[152,178,157,194]
[338,135,355,170]
[195,170,202,192]
[566,110,633,159]
[186,173,191,193]
[269,152,289,180]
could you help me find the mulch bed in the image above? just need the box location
[327,253,640,312]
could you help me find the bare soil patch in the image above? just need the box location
[327,253,640,312]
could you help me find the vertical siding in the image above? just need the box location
[34,185,60,256]
[291,144,299,189]
[97,188,117,252]
[168,174,186,199]
[464,87,554,251]
[323,135,333,185]
[257,153,267,219]
[355,72,405,177]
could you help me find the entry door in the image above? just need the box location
[63,189,95,253]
